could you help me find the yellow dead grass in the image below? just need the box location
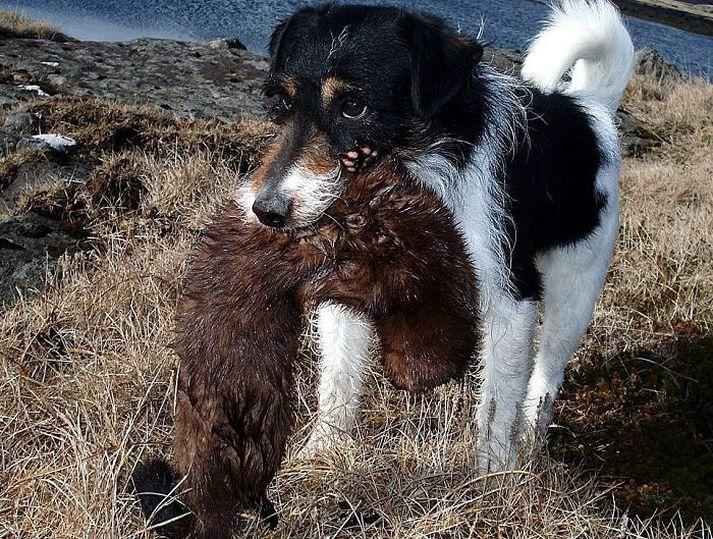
[1,75,712,537]
[0,10,66,41]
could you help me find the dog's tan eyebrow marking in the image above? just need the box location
[321,76,347,107]
[281,77,298,99]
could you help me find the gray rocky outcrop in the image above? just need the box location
[0,37,268,122]
[0,211,86,307]
[635,47,683,83]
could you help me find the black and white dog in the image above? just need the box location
[238,0,634,470]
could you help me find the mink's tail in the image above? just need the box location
[130,457,191,538]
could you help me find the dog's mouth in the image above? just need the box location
[236,163,344,230]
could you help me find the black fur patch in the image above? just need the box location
[130,458,188,539]
[499,90,606,300]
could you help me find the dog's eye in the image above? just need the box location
[340,99,366,119]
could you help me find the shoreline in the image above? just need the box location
[530,0,713,38]
[617,0,713,37]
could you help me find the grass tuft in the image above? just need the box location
[0,10,70,42]
[1,74,712,536]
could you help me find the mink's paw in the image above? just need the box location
[257,496,279,529]
[340,143,379,173]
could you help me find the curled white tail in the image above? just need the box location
[521,0,635,110]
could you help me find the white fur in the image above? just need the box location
[235,182,258,223]
[299,303,374,457]
[425,77,535,471]
[524,180,619,429]
[280,164,343,225]
[521,0,635,110]
[237,164,343,226]
[524,96,621,429]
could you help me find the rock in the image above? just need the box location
[0,131,20,159]
[47,74,69,90]
[208,38,247,50]
[3,112,40,136]
[0,211,86,307]
[635,47,683,83]
[16,134,78,157]
[617,108,660,157]
[0,153,92,216]
[0,37,267,121]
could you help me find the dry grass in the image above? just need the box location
[0,10,69,41]
[1,74,712,537]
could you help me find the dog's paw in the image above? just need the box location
[340,144,379,173]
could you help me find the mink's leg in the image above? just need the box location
[299,302,373,458]
[173,385,239,538]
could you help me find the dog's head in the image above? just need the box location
[238,3,483,229]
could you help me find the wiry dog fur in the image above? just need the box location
[132,158,478,538]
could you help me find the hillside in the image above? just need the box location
[1,15,712,539]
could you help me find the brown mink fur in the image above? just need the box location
[132,158,478,538]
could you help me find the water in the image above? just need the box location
[2,0,712,79]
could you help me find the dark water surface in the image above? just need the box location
[2,0,712,78]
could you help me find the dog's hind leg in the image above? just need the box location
[299,302,373,457]
[524,198,619,432]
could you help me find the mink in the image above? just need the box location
[133,158,478,538]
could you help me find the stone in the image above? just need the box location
[3,111,40,136]
[0,211,86,307]
[16,134,78,157]
[617,108,660,157]
[0,131,20,158]
[635,47,683,83]
[0,37,267,121]
[208,38,247,50]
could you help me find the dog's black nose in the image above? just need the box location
[252,193,290,228]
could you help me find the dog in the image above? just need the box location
[133,158,480,537]
[134,0,635,535]
[234,0,634,471]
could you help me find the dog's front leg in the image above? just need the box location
[475,293,537,473]
[298,302,373,458]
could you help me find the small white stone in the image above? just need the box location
[18,85,49,97]
[32,134,78,151]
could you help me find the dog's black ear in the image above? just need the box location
[401,14,483,118]
[268,18,291,74]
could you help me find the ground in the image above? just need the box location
[1,13,712,539]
